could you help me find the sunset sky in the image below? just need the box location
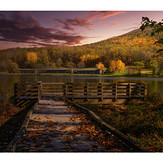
[0,11,162,49]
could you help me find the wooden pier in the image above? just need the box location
[7,82,148,152]
[7,97,146,152]
[14,81,147,104]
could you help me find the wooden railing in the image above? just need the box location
[14,81,147,102]
[41,82,65,96]
[64,82,147,101]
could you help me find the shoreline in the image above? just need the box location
[0,72,162,78]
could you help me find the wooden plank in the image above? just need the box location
[42,82,64,85]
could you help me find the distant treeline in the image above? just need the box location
[0,28,162,72]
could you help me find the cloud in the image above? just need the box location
[0,12,85,47]
[56,17,93,31]
[56,11,125,32]
[91,11,125,19]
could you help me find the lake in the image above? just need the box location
[0,75,163,98]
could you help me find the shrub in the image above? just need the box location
[77,62,86,68]
[8,60,20,73]
[66,61,76,68]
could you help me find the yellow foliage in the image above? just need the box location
[109,60,117,72]
[109,60,125,72]
[80,54,99,62]
[117,60,125,72]
[96,62,105,69]
[110,36,157,46]
[27,52,37,63]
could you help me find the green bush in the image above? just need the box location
[8,60,20,73]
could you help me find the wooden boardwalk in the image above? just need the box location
[15,98,131,152]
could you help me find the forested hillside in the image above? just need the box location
[0,28,162,71]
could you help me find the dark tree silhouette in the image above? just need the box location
[140,17,163,52]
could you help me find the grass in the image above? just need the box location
[82,100,163,152]
[0,67,162,77]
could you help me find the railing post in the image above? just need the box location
[98,83,103,101]
[37,81,42,101]
[128,83,131,99]
[144,83,147,100]
[115,82,117,101]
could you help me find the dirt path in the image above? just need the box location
[16,99,130,152]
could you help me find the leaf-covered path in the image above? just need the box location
[16,99,130,152]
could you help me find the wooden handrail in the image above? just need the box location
[14,82,147,102]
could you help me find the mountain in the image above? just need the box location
[83,28,163,48]
[0,27,162,71]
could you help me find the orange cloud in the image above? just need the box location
[91,11,125,20]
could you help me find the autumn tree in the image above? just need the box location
[150,58,159,75]
[56,58,63,68]
[80,54,100,67]
[27,52,37,63]
[26,52,37,68]
[116,60,125,72]
[109,60,125,73]
[96,62,105,70]
[134,61,144,76]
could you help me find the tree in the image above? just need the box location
[77,62,86,68]
[96,62,105,69]
[56,58,63,68]
[8,60,20,73]
[26,52,37,68]
[109,60,125,73]
[66,61,76,68]
[150,58,159,75]
[37,49,49,67]
[26,52,37,63]
[109,60,117,73]
[50,62,56,68]
[140,17,163,52]
[116,60,125,72]
[134,61,144,76]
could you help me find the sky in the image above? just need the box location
[0,11,162,49]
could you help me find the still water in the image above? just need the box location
[0,75,163,98]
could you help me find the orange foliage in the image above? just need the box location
[109,60,125,72]
[110,36,157,46]
[96,62,105,69]
[27,52,37,63]
[80,54,99,62]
